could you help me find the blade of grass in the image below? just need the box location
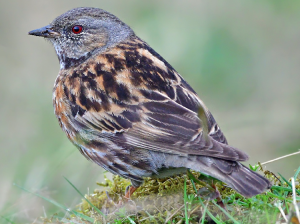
[272,185,294,193]
[64,177,105,217]
[164,204,185,224]
[201,200,208,224]
[13,183,94,223]
[249,164,259,171]
[187,170,214,190]
[14,183,66,209]
[144,211,154,221]
[278,173,300,195]
[127,216,136,224]
[267,192,296,203]
[294,166,300,179]
[263,195,270,224]
[0,215,16,224]
[292,178,300,222]
[184,178,189,224]
[211,201,240,224]
[206,211,223,224]
[201,204,222,224]
[190,179,223,224]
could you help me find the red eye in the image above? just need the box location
[72,25,83,34]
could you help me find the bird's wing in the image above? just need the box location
[72,90,248,162]
[204,110,228,145]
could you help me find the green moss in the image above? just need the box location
[42,167,300,223]
[74,171,204,223]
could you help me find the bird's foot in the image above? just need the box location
[197,182,226,210]
[211,181,227,210]
[114,185,138,208]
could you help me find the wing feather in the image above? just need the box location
[73,97,248,161]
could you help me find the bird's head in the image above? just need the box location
[28,7,134,69]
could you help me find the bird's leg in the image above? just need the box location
[192,170,226,210]
[124,185,138,201]
[211,181,227,210]
[115,185,138,207]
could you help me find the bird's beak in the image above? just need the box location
[28,25,60,38]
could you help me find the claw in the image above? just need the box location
[112,185,138,208]
[124,185,138,201]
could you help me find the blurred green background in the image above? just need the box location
[1,0,300,222]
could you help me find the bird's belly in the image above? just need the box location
[151,167,187,179]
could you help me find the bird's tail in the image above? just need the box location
[160,154,272,197]
[151,151,272,197]
[186,156,272,197]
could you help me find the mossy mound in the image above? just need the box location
[42,167,300,224]
[76,172,206,223]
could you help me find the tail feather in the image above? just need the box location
[150,151,272,197]
[190,156,272,197]
[220,164,272,197]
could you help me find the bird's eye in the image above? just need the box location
[72,25,83,34]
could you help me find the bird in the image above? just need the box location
[28,7,271,199]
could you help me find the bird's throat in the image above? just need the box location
[58,52,92,70]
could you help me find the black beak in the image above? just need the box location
[28,25,60,38]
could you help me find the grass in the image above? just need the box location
[13,159,300,223]
[0,215,16,224]
[13,183,95,223]
[184,178,189,224]
[63,177,105,217]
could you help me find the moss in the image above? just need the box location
[73,171,204,223]
[42,167,300,223]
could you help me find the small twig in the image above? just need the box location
[154,205,163,215]
[164,204,185,223]
[189,204,201,215]
[175,220,183,224]
[261,150,300,165]
[275,201,288,222]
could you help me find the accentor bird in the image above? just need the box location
[29,7,271,198]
